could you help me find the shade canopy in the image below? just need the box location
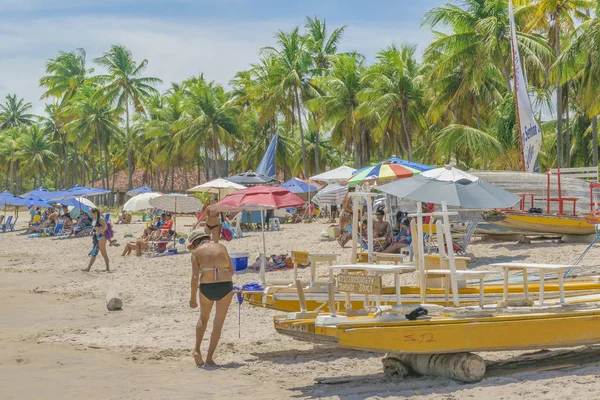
[123,192,162,212]
[422,165,479,183]
[187,178,246,199]
[226,170,276,186]
[348,162,423,187]
[0,190,17,205]
[377,175,520,209]
[63,185,111,199]
[149,193,203,213]
[16,196,54,208]
[280,178,318,194]
[126,185,154,197]
[212,185,305,212]
[311,183,348,206]
[21,187,69,200]
[309,166,356,183]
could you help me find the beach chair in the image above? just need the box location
[51,220,67,236]
[230,212,243,239]
[8,216,17,231]
[1,216,13,232]
[148,230,176,255]
[0,215,4,225]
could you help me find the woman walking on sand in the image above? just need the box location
[83,208,110,272]
[187,230,234,367]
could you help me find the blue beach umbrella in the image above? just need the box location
[281,178,318,194]
[126,185,153,197]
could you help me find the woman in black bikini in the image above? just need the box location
[82,208,110,272]
[188,230,234,367]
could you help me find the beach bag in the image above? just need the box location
[105,222,114,241]
[221,222,234,242]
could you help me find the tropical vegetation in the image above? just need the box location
[1,3,600,194]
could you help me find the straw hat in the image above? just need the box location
[188,230,210,248]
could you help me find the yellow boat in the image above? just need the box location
[245,280,600,312]
[482,210,596,235]
[275,305,600,353]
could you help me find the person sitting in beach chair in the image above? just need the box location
[71,213,94,237]
[383,218,412,253]
[26,213,42,234]
[117,210,132,224]
[187,230,234,367]
[122,227,154,256]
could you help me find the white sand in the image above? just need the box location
[2,211,600,399]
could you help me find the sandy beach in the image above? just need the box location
[3,212,600,399]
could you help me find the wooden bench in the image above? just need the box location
[491,262,578,305]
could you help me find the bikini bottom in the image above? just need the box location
[199,281,233,301]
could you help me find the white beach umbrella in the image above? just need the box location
[187,178,246,199]
[149,193,203,214]
[309,166,356,183]
[311,183,348,206]
[422,165,479,183]
[123,192,161,212]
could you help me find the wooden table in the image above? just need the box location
[423,269,495,307]
[490,262,578,305]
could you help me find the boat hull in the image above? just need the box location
[483,211,597,235]
[275,309,600,354]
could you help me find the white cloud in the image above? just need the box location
[0,14,432,115]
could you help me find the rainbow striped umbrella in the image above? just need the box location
[347,162,423,187]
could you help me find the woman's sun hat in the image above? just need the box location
[188,230,210,249]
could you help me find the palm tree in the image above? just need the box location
[64,85,121,189]
[17,125,57,187]
[556,0,600,165]
[39,48,91,107]
[0,94,35,129]
[358,45,426,161]
[308,53,369,167]
[520,0,594,166]
[262,28,315,178]
[179,75,240,181]
[94,45,162,189]
[304,16,346,174]
[0,128,20,192]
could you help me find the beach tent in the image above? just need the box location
[309,166,356,184]
[377,175,520,209]
[212,185,305,283]
[126,185,154,197]
[187,178,246,200]
[311,183,348,206]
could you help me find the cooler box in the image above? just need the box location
[230,252,249,272]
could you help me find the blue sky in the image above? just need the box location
[0,0,446,113]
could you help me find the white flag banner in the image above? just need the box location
[509,0,542,172]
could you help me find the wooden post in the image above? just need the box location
[415,203,427,304]
[366,195,373,263]
[295,279,307,312]
[383,352,486,383]
[440,201,460,306]
[351,197,359,263]
[106,290,122,311]
[328,282,336,317]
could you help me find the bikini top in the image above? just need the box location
[201,266,230,281]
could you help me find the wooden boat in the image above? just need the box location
[274,305,600,354]
[245,280,600,312]
[482,210,596,235]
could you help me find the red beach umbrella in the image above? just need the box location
[212,186,305,284]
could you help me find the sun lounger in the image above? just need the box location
[1,216,13,232]
[7,216,18,232]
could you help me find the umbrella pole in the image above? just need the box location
[351,196,359,263]
[260,209,267,285]
[366,196,373,263]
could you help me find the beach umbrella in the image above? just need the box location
[126,185,154,197]
[212,186,305,283]
[123,192,161,212]
[348,162,423,187]
[309,166,356,183]
[15,196,54,208]
[377,175,520,209]
[59,197,96,211]
[187,178,246,200]
[226,170,276,187]
[0,190,17,204]
[63,185,111,198]
[311,183,348,206]
[149,193,203,213]
[21,187,70,200]
[422,165,479,183]
[280,178,318,194]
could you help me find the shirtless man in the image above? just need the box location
[373,209,392,251]
[188,230,234,367]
